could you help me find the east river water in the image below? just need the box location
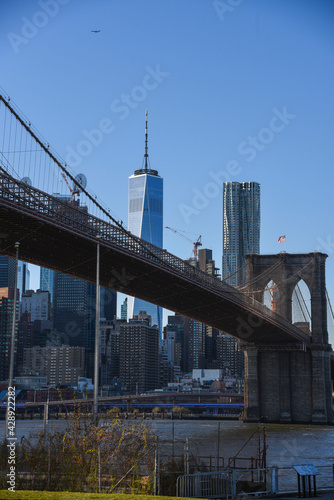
[1,418,333,468]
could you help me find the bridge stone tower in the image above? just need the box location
[242,252,333,424]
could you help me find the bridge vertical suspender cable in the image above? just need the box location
[0,91,179,266]
[0,92,123,229]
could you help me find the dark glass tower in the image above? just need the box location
[0,256,15,288]
[53,273,89,348]
[17,261,30,295]
[0,288,19,380]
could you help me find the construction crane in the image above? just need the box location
[61,173,80,203]
[165,226,202,259]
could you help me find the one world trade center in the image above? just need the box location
[127,111,163,336]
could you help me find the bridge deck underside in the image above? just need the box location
[0,200,310,347]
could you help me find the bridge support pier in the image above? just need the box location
[310,348,333,423]
[243,349,260,421]
[242,344,333,424]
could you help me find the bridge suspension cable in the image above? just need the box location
[326,288,334,322]
[1,89,201,275]
[325,288,334,344]
[0,89,180,268]
[236,259,283,292]
[221,262,248,284]
[296,283,311,321]
[292,282,311,324]
[242,259,315,297]
[0,90,323,345]
[0,164,312,343]
[0,89,123,229]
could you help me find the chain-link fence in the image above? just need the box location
[0,415,157,494]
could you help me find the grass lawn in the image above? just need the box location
[0,492,190,500]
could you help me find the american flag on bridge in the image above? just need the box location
[278,235,286,243]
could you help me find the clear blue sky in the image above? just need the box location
[1,0,334,336]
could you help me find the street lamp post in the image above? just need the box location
[5,242,20,440]
[93,236,100,423]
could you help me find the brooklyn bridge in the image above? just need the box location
[0,92,333,424]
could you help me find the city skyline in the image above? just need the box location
[0,97,333,427]
[1,1,334,339]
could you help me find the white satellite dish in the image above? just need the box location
[75,173,87,191]
[21,176,32,186]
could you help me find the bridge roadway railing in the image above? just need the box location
[0,170,308,343]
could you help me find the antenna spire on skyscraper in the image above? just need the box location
[144,109,148,172]
[134,109,158,176]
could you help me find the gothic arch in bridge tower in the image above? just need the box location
[245,252,328,344]
[291,279,311,333]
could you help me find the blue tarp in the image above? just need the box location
[0,389,21,402]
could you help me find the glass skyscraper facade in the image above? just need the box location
[0,288,19,380]
[127,112,163,335]
[53,273,88,348]
[17,261,30,296]
[0,256,15,288]
[222,182,260,286]
[40,267,54,302]
[128,173,163,246]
